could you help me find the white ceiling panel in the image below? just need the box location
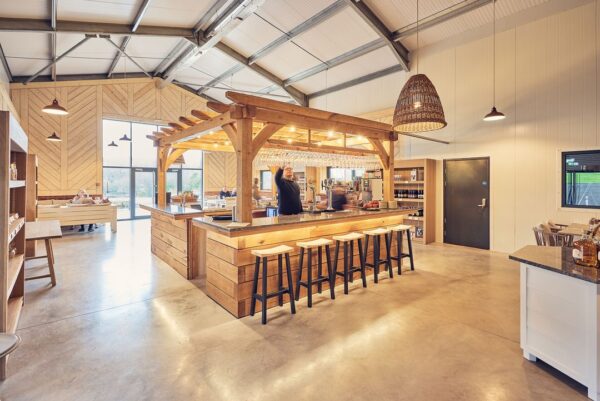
[142,0,215,28]
[203,87,229,103]
[191,48,240,79]
[221,14,283,58]
[292,7,380,62]
[175,68,215,88]
[56,56,113,75]
[254,41,319,81]
[293,46,398,94]
[0,0,48,19]
[225,67,274,93]
[58,33,122,58]
[58,0,139,24]
[363,0,464,32]
[256,0,337,32]
[0,32,50,59]
[4,58,50,78]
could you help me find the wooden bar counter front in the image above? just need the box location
[194,209,416,318]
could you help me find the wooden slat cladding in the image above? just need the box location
[9,78,211,196]
[202,213,407,318]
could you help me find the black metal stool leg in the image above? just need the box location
[385,233,393,278]
[333,241,340,284]
[373,235,380,283]
[277,254,283,306]
[407,229,415,271]
[285,253,296,314]
[261,257,268,325]
[343,241,349,294]
[325,244,335,299]
[357,238,367,288]
[397,230,403,275]
[349,240,354,283]
[295,247,304,301]
[307,248,313,308]
[317,246,323,294]
[250,256,260,316]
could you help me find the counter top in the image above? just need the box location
[509,245,600,284]
[139,204,235,220]
[193,208,418,236]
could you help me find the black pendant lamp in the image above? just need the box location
[46,132,62,142]
[393,0,446,133]
[107,141,118,147]
[483,0,505,122]
[42,98,68,116]
[119,134,132,141]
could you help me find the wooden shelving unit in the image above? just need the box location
[394,159,436,244]
[0,111,27,379]
[25,154,37,257]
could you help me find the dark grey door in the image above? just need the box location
[444,158,490,249]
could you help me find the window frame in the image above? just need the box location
[561,149,600,209]
[260,170,272,190]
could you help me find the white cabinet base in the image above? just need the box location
[520,263,600,401]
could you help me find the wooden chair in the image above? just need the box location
[532,226,571,247]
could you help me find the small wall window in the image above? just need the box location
[562,150,600,208]
[260,170,272,190]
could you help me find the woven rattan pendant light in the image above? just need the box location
[393,0,446,133]
[483,0,505,121]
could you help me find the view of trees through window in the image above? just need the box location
[102,120,203,220]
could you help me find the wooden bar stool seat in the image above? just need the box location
[363,227,393,283]
[332,232,367,294]
[250,245,296,325]
[388,224,415,274]
[295,238,335,307]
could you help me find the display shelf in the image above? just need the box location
[404,216,424,221]
[6,297,23,334]
[395,198,424,202]
[7,254,23,296]
[8,218,24,243]
[394,181,424,185]
[9,180,25,189]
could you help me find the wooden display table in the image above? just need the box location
[37,204,117,233]
[25,220,62,286]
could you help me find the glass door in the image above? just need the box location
[133,169,156,218]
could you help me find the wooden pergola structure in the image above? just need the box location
[150,91,398,222]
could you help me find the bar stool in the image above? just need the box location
[388,224,415,274]
[250,245,296,325]
[363,227,393,283]
[295,238,335,307]
[332,232,367,294]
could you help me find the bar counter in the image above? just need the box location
[193,208,418,317]
[140,204,232,279]
[509,245,600,400]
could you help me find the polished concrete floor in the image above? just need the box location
[0,220,588,401]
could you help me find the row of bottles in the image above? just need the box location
[395,189,423,199]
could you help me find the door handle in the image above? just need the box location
[477,198,487,208]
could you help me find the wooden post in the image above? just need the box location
[235,118,253,222]
[157,146,168,207]
[269,165,279,200]
[382,140,395,202]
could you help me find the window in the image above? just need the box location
[327,168,365,181]
[103,119,203,220]
[562,150,600,208]
[260,170,272,190]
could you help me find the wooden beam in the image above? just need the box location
[383,140,395,201]
[254,108,391,141]
[235,118,253,223]
[368,138,389,169]
[161,127,176,135]
[165,148,187,170]
[221,123,238,152]
[168,122,186,131]
[179,116,198,126]
[226,91,393,135]
[251,123,284,159]
[159,111,234,146]
[265,139,379,157]
[207,101,229,113]
[157,146,169,206]
[191,109,211,120]
[173,142,234,152]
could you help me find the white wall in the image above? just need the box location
[312,1,600,253]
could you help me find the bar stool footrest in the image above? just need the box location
[335,266,363,277]
[298,276,330,287]
[253,288,290,302]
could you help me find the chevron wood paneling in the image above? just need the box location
[10,78,216,196]
[204,152,236,192]
[102,84,128,116]
[132,82,157,120]
[67,85,98,193]
[160,85,182,122]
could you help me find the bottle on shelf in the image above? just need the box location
[573,225,600,268]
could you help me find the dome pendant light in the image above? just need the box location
[393,0,446,133]
[42,98,68,116]
[484,0,505,122]
[119,134,131,141]
[107,141,118,147]
[46,132,62,142]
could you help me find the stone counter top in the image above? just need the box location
[509,245,600,284]
[193,208,418,236]
[139,204,232,220]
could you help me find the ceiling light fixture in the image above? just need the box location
[287,138,293,144]
[327,130,334,138]
[290,126,296,132]
[393,0,447,133]
[42,98,68,115]
[483,0,505,122]
[107,141,118,147]
[119,134,132,141]
[46,132,62,142]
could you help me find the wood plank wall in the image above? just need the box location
[9,78,223,197]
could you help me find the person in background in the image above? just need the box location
[230,188,237,197]
[219,186,231,199]
[331,185,348,211]
[71,189,95,232]
[275,165,302,215]
[252,178,261,204]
